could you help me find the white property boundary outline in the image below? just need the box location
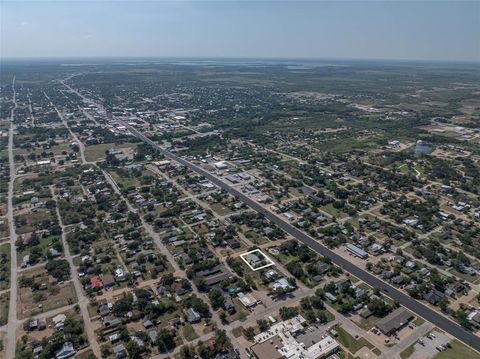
[240,249,275,271]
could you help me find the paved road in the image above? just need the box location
[119,119,480,353]
[49,99,104,357]
[53,189,102,358]
[6,76,19,359]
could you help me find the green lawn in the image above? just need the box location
[334,325,375,355]
[448,269,480,285]
[210,203,234,216]
[400,342,416,359]
[76,349,95,359]
[182,323,199,341]
[226,299,250,323]
[321,204,348,219]
[84,142,137,162]
[0,292,9,325]
[353,314,381,331]
[232,326,243,338]
[0,243,11,290]
[413,317,425,326]
[17,235,61,265]
[433,340,480,359]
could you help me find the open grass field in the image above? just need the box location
[182,323,199,341]
[17,235,61,266]
[334,325,376,355]
[14,208,54,234]
[0,218,9,239]
[0,243,11,290]
[433,339,480,359]
[321,203,348,219]
[353,314,381,331]
[0,292,9,326]
[225,299,250,323]
[210,202,234,216]
[85,142,138,162]
[18,281,77,319]
[13,143,70,156]
[400,342,416,359]
[76,350,95,359]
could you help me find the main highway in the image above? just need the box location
[116,118,480,352]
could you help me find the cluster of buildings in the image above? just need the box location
[250,315,339,359]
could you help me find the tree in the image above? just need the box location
[208,289,225,309]
[257,319,269,332]
[179,345,196,359]
[157,328,176,351]
[279,307,299,321]
[300,297,312,310]
[180,278,191,291]
[101,345,111,358]
[243,327,255,341]
[197,341,207,358]
[367,298,390,317]
[219,311,227,323]
[113,295,133,316]
[456,309,471,329]
[33,292,45,303]
[126,340,142,358]
[310,295,325,310]
[45,259,70,281]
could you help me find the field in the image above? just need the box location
[321,203,348,219]
[84,142,138,162]
[334,325,376,355]
[352,314,381,331]
[210,202,234,216]
[18,274,77,319]
[181,323,199,341]
[14,209,53,234]
[0,243,11,290]
[433,340,480,359]
[0,292,9,326]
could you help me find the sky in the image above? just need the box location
[1,1,479,62]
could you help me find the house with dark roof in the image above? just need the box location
[113,344,127,359]
[227,238,240,249]
[172,281,188,296]
[98,304,111,317]
[197,265,231,287]
[224,296,236,314]
[55,342,76,359]
[375,308,413,335]
[424,290,445,305]
[103,274,115,287]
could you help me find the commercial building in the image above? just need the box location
[346,244,368,259]
[251,315,339,359]
[375,307,413,335]
[214,161,228,170]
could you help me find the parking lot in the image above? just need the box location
[409,330,451,359]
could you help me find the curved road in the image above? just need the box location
[120,119,480,353]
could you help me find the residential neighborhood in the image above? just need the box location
[1,27,480,359]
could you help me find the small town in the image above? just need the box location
[1,1,480,359]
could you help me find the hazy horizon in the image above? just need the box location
[2,1,479,62]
